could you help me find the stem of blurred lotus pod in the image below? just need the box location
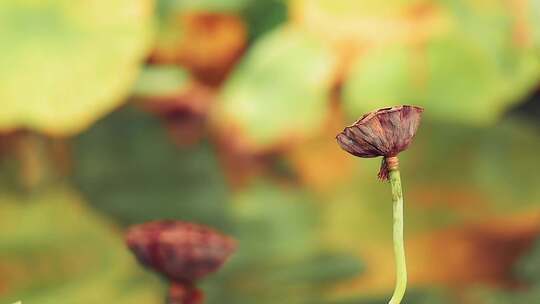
[388,168,407,304]
[15,133,47,190]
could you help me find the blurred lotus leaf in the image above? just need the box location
[173,13,245,81]
[151,10,247,83]
[157,0,287,44]
[331,289,452,304]
[467,236,540,303]
[297,0,540,125]
[157,0,252,13]
[470,288,540,304]
[287,132,355,192]
[132,65,191,98]
[241,0,288,41]
[406,119,540,213]
[72,106,230,228]
[290,0,443,50]
[0,186,162,303]
[0,0,153,135]
[202,181,362,304]
[515,237,540,283]
[534,1,540,48]
[216,26,336,150]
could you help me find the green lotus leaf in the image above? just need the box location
[72,106,230,228]
[217,26,336,149]
[132,65,190,98]
[203,181,362,304]
[157,0,251,14]
[469,236,540,303]
[0,0,154,135]
[242,0,288,41]
[533,0,540,48]
[0,186,163,304]
[342,1,540,125]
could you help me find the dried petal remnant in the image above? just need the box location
[336,105,423,180]
[125,220,236,283]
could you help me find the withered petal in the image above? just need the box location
[344,128,382,156]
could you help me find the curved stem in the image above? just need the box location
[388,169,407,304]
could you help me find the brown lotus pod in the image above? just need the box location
[125,220,236,284]
[336,105,423,180]
[126,221,236,304]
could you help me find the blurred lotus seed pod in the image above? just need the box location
[125,220,237,283]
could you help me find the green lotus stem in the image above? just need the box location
[388,168,407,304]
